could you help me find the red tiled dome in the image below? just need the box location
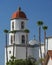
[11,7,27,19]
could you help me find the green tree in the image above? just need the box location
[37,21,43,65]
[6,56,16,65]
[42,26,48,58]
[24,29,29,60]
[4,29,9,64]
[6,56,38,65]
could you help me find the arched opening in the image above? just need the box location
[21,22,24,29]
[12,22,14,30]
[22,35,25,44]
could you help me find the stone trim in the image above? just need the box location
[5,44,39,48]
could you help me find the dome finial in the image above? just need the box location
[18,7,21,11]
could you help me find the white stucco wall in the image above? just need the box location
[10,19,27,31]
[16,46,35,59]
[34,47,39,60]
[46,38,52,50]
[16,47,26,59]
[9,32,29,45]
[9,19,28,45]
[5,46,17,65]
[5,46,40,65]
[5,46,37,62]
[5,48,6,65]
[15,32,28,44]
[28,47,34,58]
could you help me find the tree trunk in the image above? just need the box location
[6,33,8,64]
[44,31,46,58]
[39,27,42,65]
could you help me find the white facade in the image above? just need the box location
[46,37,52,50]
[5,45,40,65]
[5,8,30,64]
[9,32,28,45]
[16,46,34,59]
[10,19,27,31]
[9,19,27,45]
[34,47,39,60]
[5,8,46,65]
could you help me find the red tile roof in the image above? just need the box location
[11,7,27,19]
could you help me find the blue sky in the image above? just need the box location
[0,0,52,65]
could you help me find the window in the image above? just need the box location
[21,22,24,29]
[9,51,11,54]
[11,35,14,44]
[12,22,14,30]
[22,35,25,43]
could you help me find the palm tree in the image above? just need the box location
[37,21,43,65]
[4,29,8,64]
[24,29,29,60]
[9,30,16,61]
[42,26,48,58]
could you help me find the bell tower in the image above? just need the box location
[5,7,29,65]
[9,7,28,45]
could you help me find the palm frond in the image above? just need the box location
[4,29,9,33]
[42,26,48,30]
[24,29,30,33]
[37,21,43,26]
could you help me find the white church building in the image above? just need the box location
[5,7,52,65]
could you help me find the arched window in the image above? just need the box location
[11,35,14,44]
[22,35,25,44]
[9,51,11,54]
[12,22,14,30]
[21,22,24,29]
